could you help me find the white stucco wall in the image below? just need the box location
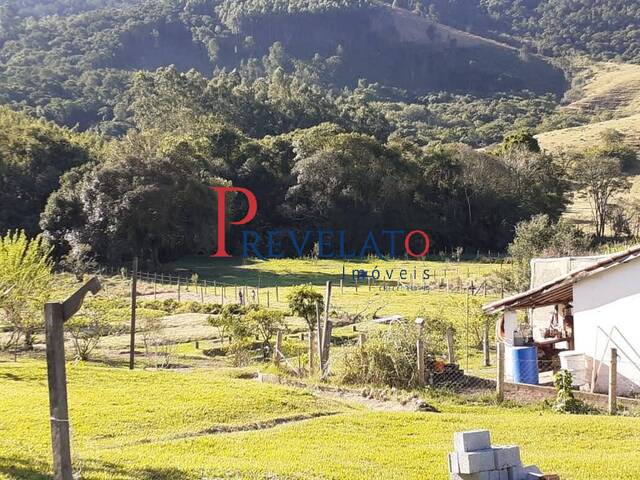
[530,255,607,341]
[573,259,640,396]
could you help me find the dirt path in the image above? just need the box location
[256,373,437,413]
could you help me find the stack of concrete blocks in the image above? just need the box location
[448,430,559,480]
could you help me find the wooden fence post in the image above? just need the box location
[129,257,138,370]
[483,321,490,367]
[275,285,279,302]
[316,302,324,371]
[274,330,283,365]
[45,303,73,480]
[358,333,366,347]
[45,278,101,480]
[609,347,618,415]
[446,327,455,364]
[496,341,505,403]
[417,338,425,387]
[308,330,315,373]
[267,291,270,308]
[177,277,181,302]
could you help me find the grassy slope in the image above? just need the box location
[0,360,347,478]
[535,62,640,232]
[2,360,640,480]
[537,62,640,154]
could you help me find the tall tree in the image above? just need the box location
[572,154,631,240]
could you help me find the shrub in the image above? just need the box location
[162,298,179,313]
[552,370,598,414]
[338,323,425,388]
[0,231,53,350]
[245,308,286,359]
[66,312,111,360]
[175,301,202,313]
[228,338,253,367]
[200,303,222,314]
[287,284,323,331]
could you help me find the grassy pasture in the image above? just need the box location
[2,360,640,480]
[5,257,634,480]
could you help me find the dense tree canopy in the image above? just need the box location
[0,108,95,235]
[2,0,629,265]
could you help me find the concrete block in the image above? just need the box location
[523,465,542,479]
[506,466,523,480]
[454,430,492,452]
[449,453,460,474]
[493,446,522,469]
[450,472,492,480]
[457,450,496,474]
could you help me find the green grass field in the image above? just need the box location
[2,360,640,480]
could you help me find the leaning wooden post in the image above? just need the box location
[416,338,425,387]
[129,257,138,370]
[609,347,618,415]
[496,341,505,403]
[446,327,455,364]
[483,321,491,367]
[45,277,101,480]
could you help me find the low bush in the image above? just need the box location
[338,323,426,389]
[552,370,599,415]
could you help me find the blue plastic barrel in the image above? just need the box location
[511,346,539,384]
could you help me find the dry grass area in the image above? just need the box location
[537,62,640,155]
[537,113,640,155]
[563,62,640,117]
[533,62,640,233]
[378,4,515,51]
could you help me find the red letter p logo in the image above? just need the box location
[210,186,258,257]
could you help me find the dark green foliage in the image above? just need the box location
[287,284,323,331]
[552,370,599,415]
[0,0,566,131]
[0,108,94,234]
[481,0,640,63]
[499,130,541,153]
[39,129,228,264]
[506,214,589,290]
[383,0,640,63]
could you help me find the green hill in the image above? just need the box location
[0,0,566,130]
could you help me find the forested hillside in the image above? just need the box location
[0,0,566,132]
[385,0,640,63]
[1,0,638,263]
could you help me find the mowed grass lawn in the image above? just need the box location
[2,360,640,480]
